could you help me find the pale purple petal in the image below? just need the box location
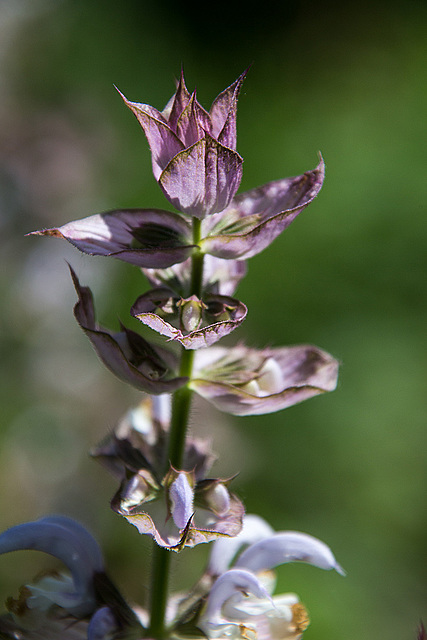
[190,344,339,416]
[176,93,202,147]
[118,89,184,179]
[176,91,208,147]
[30,209,194,269]
[0,517,102,614]
[164,69,192,130]
[40,516,104,572]
[200,159,324,259]
[169,473,194,529]
[210,69,248,149]
[71,267,187,394]
[88,607,117,640]
[159,134,243,218]
[235,532,345,575]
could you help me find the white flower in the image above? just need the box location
[199,515,344,640]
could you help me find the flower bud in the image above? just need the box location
[178,296,206,333]
[205,483,231,516]
[169,473,194,530]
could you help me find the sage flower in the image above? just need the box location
[92,397,244,550]
[119,70,246,218]
[198,517,344,640]
[0,517,139,640]
[190,344,339,416]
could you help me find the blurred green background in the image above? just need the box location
[0,0,426,638]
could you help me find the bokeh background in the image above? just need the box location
[0,1,426,638]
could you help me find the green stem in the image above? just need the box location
[168,349,195,470]
[147,545,171,639]
[147,217,204,639]
[190,218,204,298]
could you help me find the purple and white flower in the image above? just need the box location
[198,515,344,640]
[0,517,139,639]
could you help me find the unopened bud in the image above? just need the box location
[169,473,194,530]
[205,483,231,516]
[178,296,206,333]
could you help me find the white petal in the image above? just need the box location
[208,514,275,576]
[201,568,272,637]
[234,532,345,575]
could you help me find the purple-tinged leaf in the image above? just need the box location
[70,267,187,394]
[118,89,184,180]
[159,134,243,219]
[200,159,324,259]
[164,69,192,129]
[30,209,194,269]
[176,91,212,147]
[131,290,247,349]
[176,92,204,148]
[210,69,248,150]
[190,343,339,416]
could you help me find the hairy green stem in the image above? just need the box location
[147,217,204,639]
[147,545,171,639]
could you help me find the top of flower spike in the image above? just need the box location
[117,70,248,218]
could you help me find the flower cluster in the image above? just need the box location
[1,71,342,640]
